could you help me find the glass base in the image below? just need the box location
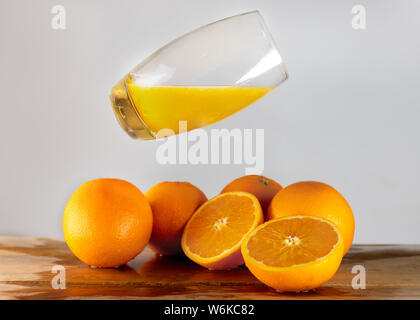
[109,78,156,140]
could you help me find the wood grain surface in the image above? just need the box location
[0,236,419,300]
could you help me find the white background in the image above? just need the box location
[0,0,419,242]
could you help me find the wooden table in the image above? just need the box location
[0,236,419,300]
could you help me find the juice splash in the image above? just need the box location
[125,76,273,135]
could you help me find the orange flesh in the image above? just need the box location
[246,218,339,267]
[184,195,256,258]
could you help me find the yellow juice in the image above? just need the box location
[125,76,273,135]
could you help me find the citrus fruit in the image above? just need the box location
[221,175,282,218]
[242,216,344,292]
[181,191,263,270]
[63,178,153,268]
[267,181,354,255]
[145,181,207,255]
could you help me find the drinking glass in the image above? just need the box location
[110,10,288,140]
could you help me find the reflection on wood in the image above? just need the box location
[0,236,419,299]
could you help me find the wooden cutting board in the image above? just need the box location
[0,236,419,299]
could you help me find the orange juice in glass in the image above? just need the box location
[110,11,288,140]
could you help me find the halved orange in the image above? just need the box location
[241,216,344,292]
[181,192,263,270]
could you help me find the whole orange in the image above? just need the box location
[145,181,207,255]
[267,181,355,255]
[221,175,282,218]
[63,178,153,267]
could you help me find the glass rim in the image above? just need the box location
[132,10,288,84]
[250,10,289,82]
